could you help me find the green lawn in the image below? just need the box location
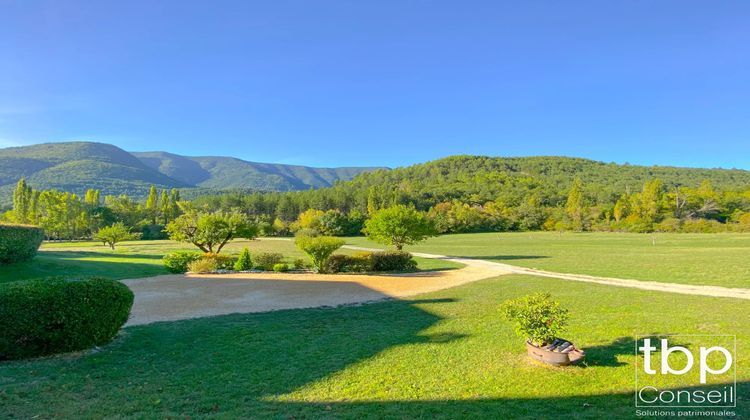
[0,239,462,284]
[1,274,746,418]
[347,232,750,288]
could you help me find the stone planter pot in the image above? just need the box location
[525,339,585,366]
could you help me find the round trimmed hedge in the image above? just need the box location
[0,224,44,264]
[0,277,134,360]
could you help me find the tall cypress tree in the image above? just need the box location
[12,178,32,224]
[145,185,159,224]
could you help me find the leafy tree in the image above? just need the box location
[296,209,325,231]
[364,205,437,250]
[160,190,170,224]
[165,210,257,253]
[94,222,140,250]
[145,185,159,224]
[12,178,33,224]
[565,178,587,231]
[294,235,344,273]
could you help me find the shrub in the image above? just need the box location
[199,253,236,270]
[293,258,307,270]
[254,252,285,271]
[325,253,373,273]
[234,248,253,271]
[0,224,44,264]
[364,205,437,250]
[273,263,289,272]
[94,222,140,250]
[295,235,345,273]
[370,251,417,272]
[501,293,569,346]
[163,251,201,273]
[680,219,725,233]
[140,224,168,240]
[0,277,133,360]
[187,258,218,274]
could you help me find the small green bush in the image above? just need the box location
[163,251,201,273]
[254,252,285,271]
[295,235,345,273]
[187,258,218,274]
[501,293,569,346]
[273,263,289,272]
[293,258,307,270]
[326,253,373,273]
[0,224,44,264]
[371,251,417,272]
[234,248,253,271]
[0,277,133,360]
[201,253,236,270]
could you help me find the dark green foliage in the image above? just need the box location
[234,248,253,271]
[370,251,417,272]
[501,293,569,346]
[293,258,307,269]
[140,224,167,240]
[163,251,201,273]
[0,277,133,360]
[0,224,44,264]
[254,252,285,271]
[326,253,374,273]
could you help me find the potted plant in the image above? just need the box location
[501,293,585,366]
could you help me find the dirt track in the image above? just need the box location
[122,263,507,326]
[123,242,750,326]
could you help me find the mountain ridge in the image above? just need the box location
[0,142,385,203]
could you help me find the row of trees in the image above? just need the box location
[5,171,750,242]
[3,180,183,240]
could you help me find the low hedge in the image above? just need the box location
[0,277,134,360]
[326,253,373,273]
[0,224,44,264]
[371,251,417,272]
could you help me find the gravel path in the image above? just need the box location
[343,246,750,300]
[122,263,507,326]
[122,242,748,326]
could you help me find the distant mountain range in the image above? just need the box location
[3,141,750,208]
[0,142,386,203]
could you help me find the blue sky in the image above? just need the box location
[1,1,749,169]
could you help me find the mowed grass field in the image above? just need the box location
[0,239,462,284]
[347,232,750,288]
[1,232,747,417]
[1,274,747,418]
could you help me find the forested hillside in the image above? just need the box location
[194,155,750,233]
[5,154,750,239]
[0,142,384,204]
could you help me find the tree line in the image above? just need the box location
[4,155,750,240]
[3,180,182,240]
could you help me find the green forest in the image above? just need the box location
[4,155,750,239]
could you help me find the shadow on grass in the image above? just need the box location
[582,335,691,368]
[40,250,166,260]
[263,380,748,418]
[1,292,745,418]
[0,251,167,283]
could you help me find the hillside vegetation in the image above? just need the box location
[195,155,750,233]
[0,142,383,204]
